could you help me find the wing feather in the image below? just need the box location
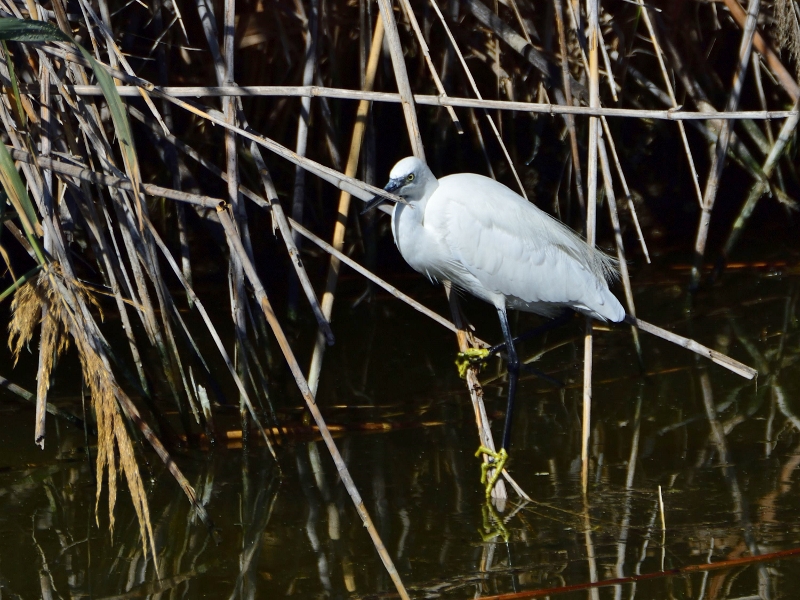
[426,174,623,320]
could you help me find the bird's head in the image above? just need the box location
[361,157,437,214]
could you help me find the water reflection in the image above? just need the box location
[1,265,800,598]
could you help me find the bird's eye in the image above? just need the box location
[407,173,415,182]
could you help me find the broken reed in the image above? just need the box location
[0,0,797,592]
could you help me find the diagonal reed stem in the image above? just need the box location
[376,0,425,161]
[597,132,642,364]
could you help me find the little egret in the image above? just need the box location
[364,157,625,496]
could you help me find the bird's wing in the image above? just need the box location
[428,174,623,321]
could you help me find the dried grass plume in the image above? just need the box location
[8,270,157,566]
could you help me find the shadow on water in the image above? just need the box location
[2,252,800,599]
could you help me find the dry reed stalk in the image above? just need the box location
[751,57,785,191]
[376,0,425,161]
[59,151,163,376]
[446,285,508,503]
[598,116,649,263]
[313,71,345,171]
[395,0,461,131]
[307,16,385,396]
[596,14,617,102]
[6,134,356,400]
[34,81,800,121]
[213,0,250,430]
[657,484,666,571]
[507,0,531,45]
[581,0,601,495]
[491,3,503,136]
[0,12,239,561]
[578,487,602,600]
[623,316,757,379]
[75,0,168,133]
[0,54,86,433]
[150,0,193,311]
[597,134,642,362]
[194,0,224,82]
[568,1,645,355]
[231,100,339,351]
[3,146,227,204]
[34,49,53,449]
[64,169,153,399]
[690,0,761,292]
[289,0,319,249]
[467,106,496,177]
[615,389,642,587]
[52,9,146,233]
[146,255,203,430]
[50,10,147,235]
[214,205,410,599]
[650,28,773,170]
[182,92,334,357]
[118,187,197,426]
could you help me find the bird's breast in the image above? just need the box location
[392,202,452,284]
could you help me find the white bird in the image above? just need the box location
[364,156,625,495]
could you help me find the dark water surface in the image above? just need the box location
[2,250,800,599]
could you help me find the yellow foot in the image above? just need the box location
[475,446,508,499]
[455,348,490,379]
[479,500,509,542]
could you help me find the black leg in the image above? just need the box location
[476,308,570,498]
[497,306,518,452]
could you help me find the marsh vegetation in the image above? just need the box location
[0,0,799,597]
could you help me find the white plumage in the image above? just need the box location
[378,156,624,323]
[365,156,625,494]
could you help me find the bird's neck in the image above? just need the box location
[391,195,427,258]
[404,180,438,222]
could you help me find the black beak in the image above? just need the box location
[361,178,402,215]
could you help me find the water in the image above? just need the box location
[1,252,800,599]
